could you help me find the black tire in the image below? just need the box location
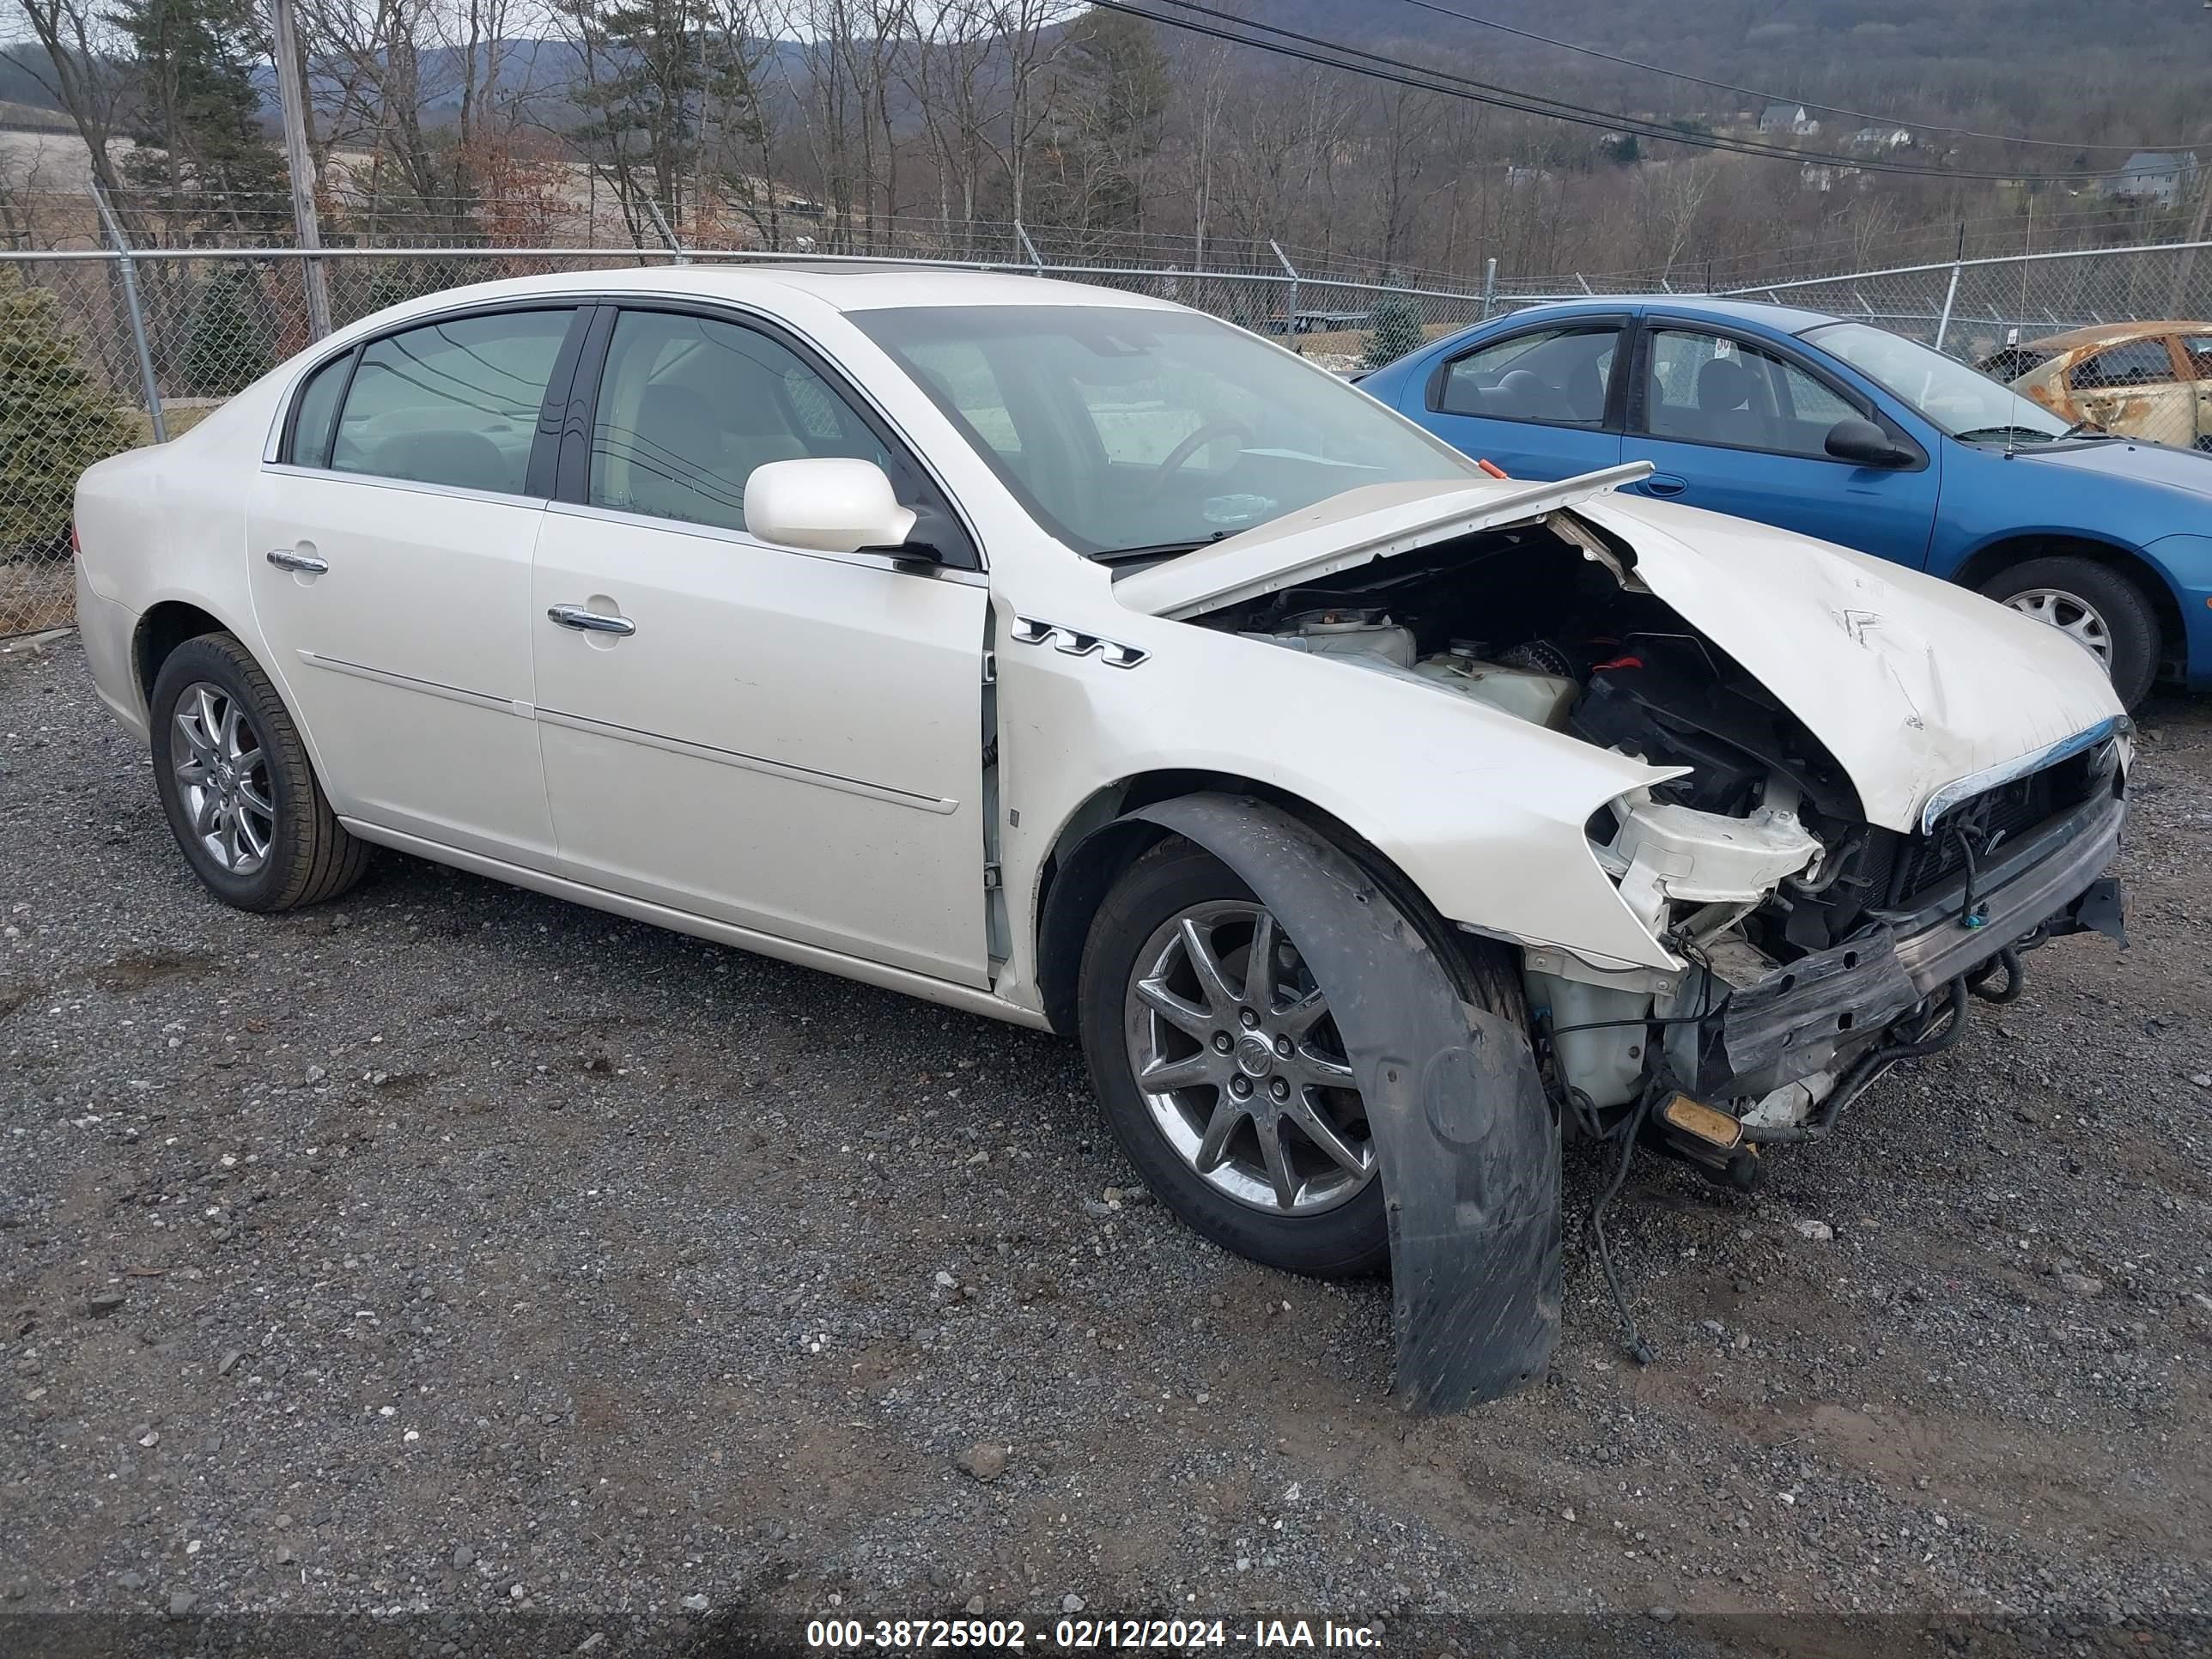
[1977,556,2160,711]
[1077,834,1528,1279]
[1079,836,1386,1276]
[149,632,370,912]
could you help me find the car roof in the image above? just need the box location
[2012,319,2208,351]
[349,260,1178,317]
[1489,295,1841,336]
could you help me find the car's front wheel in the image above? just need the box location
[1077,836,1392,1276]
[1978,556,2159,710]
[149,632,370,912]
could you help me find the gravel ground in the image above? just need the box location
[3,633,2209,1656]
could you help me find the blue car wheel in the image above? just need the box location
[1977,556,2160,708]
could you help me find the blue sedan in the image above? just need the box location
[1356,297,2212,708]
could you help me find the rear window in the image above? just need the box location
[329,308,577,495]
[1977,348,2051,382]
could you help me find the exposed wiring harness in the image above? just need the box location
[1546,948,1722,1369]
[1949,821,1992,932]
[1966,945,2026,1005]
[1587,1084,1661,1366]
[1747,979,1972,1144]
[1540,899,2019,1359]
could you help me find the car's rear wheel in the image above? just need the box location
[1078,837,1390,1276]
[149,633,369,911]
[1978,556,2159,710]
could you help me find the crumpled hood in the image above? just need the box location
[1113,467,1651,620]
[1115,468,2125,835]
[1578,494,2125,831]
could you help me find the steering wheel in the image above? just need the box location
[1155,421,1251,482]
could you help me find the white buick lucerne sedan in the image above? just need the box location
[73,266,2129,1406]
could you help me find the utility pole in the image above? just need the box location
[2171,120,2212,313]
[270,0,331,339]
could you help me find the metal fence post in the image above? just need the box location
[1269,239,1301,350]
[1480,256,1498,319]
[643,198,690,264]
[1933,224,1965,353]
[88,180,166,444]
[1933,259,1963,352]
[1014,221,1045,275]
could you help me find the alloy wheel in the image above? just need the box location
[1121,899,1375,1215]
[2002,586,2113,672]
[171,681,275,876]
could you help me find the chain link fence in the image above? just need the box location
[0,240,1491,637]
[6,234,2210,638]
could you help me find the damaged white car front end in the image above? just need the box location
[1116,462,2130,1185]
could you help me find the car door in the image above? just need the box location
[529,302,992,986]
[2181,333,2212,447]
[1619,320,1940,568]
[2066,336,2195,447]
[1412,318,1626,480]
[246,302,586,860]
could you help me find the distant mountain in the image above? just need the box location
[7,3,2199,154]
[1257,0,2179,75]
[244,38,815,127]
[0,46,64,112]
[1201,0,2198,140]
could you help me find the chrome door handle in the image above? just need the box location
[265,548,329,574]
[546,604,636,637]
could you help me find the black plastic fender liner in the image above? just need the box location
[1127,793,1559,1410]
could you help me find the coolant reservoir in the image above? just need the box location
[1256,609,1418,668]
[1413,650,1580,728]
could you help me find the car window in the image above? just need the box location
[897,337,1022,455]
[1070,364,1217,466]
[589,308,891,534]
[1978,347,2052,382]
[330,308,576,495]
[2183,336,2212,379]
[1436,325,1620,425]
[1644,328,1858,459]
[853,304,1476,557]
[289,350,351,469]
[1804,320,2070,442]
[2070,339,2176,389]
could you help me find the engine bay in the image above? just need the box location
[1194,512,1891,962]
[1188,509,2093,1130]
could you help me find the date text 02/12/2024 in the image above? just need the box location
[804,1616,1385,1649]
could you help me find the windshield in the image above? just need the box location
[1802,320,2075,443]
[849,304,1480,556]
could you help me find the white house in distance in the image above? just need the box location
[2105,150,2200,208]
[1850,125,1914,151]
[1758,103,1820,137]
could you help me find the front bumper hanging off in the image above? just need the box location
[1690,792,2127,1107]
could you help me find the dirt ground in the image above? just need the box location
[2,633,2208,1657]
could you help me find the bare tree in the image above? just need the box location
[697,0,786,246]
[9,0,137,215]
[1635,155,1717,279]
[986,0,1072,228]
[905,0,997,242]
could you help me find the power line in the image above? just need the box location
[1380,0,2192,154]
[1117,0,2118,180]
[1094,0,2129,183]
